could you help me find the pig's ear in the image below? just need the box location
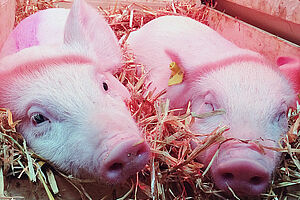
[64,0,122,71]
[277,56,300,93]
[277,56,299,66]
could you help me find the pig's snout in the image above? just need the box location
[101,139,150,184]
[210,143,272,196]
[212,159,269,195]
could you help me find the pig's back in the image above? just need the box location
[127,16,261,92]
[0,8,69,58]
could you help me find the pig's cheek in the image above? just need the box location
[265,121,288,147]
[191,116,226,135]
[259,140,282,166]
[20,124,83,170]
[191,140,219,166]
[190,116,227,165]
[266,150,281,167]
[19,121,51,142]
[19,122,69,158]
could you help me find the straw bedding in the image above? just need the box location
[1,0,299,199]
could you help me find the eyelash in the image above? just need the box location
[277,111,286,122]
[205,102,215,111]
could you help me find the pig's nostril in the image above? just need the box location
[213,159,270,195]
[250,176,263,185]
[222,173,234,181]
[136,146,147,157]
[108,162,123,172]
[101,139,150,184]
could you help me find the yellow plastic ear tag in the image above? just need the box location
[168,62,184,86]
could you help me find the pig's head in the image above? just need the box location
[152,46,297,195]
[185,59,296,195]
[0,0,149,184]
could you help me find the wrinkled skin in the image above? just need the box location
[0,0,150,184]
[126,16,298,195]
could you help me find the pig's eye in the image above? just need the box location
[205,102,215,111]
[277,111,287,122]
[31,114,49,126]
[276,111,288,129]
[103,82,109,91]
[202,92,218,112]
[278,111,286,121]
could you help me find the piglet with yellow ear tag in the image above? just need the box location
[126,16,299,196]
